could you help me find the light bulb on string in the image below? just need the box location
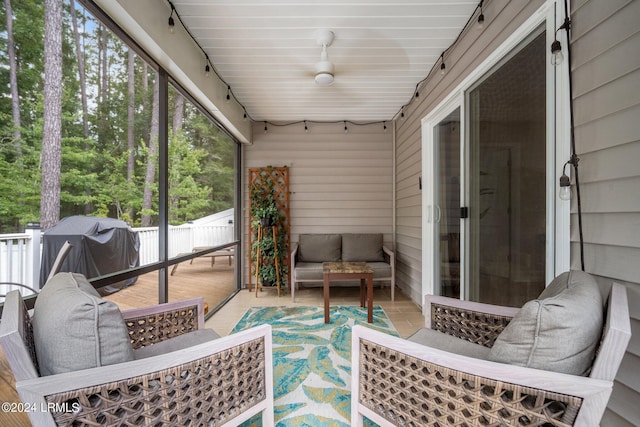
[344,121,348,134]
[226,86,231,103]
[168,7,175,33]
[551,39,563,66]
[304,121,309,133]
[476,1,485,30]
[264,122,268,134]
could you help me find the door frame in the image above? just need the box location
[420,1,570,308]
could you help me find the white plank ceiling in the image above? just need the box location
[168,0,481,122]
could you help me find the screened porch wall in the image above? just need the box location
[242,121,394,289]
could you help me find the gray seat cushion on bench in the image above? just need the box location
[294,261,391,281]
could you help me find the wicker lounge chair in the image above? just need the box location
[351,272,630,427]
[0,274,274,426]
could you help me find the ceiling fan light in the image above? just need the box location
[314,60,335,85]
[315,72,334,86]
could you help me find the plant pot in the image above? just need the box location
[260,217,273,227]
[262,279,275,287]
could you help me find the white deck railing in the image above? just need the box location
[0,223,234,299]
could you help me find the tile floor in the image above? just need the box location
[206,285,425,338]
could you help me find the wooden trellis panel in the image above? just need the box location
[248,167,290,291]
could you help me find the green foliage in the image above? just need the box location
[0,1,236,232]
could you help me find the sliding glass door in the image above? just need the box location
[423,27,550,308]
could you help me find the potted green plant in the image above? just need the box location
[258,263,277,287]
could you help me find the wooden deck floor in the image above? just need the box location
[103,256,237,311]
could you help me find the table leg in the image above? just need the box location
[360,278,365,307]
[367,273,373,323]
[324,273,330,323]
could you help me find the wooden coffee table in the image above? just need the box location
[323,261,374,323]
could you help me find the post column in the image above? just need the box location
[25,222,41,289]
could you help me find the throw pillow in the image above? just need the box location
[33,272,134,376]
[298,234,342,262]
[488,270,603,376]
[341,233,384,262]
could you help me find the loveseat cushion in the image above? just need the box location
[341,233,384,262]
[33,272,134,376]
[298,234,341,262]
[488,270,603,376]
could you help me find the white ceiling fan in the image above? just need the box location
[314,29,335,86]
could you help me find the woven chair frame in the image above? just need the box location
[125,304,201,350]
[430,303,513,348]
[45,337,266,426]
[358,339,582,427]
[21,298,40,375]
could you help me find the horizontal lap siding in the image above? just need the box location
[393,0,544,307]
[243,122,393,285]
[571,0,640,425]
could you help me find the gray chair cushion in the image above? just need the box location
[341,233,384,262]
[33,272,134,376]
[408,328,491,360]
[488,270,604,376]
[133,329,220,359]
[298,234,341,262]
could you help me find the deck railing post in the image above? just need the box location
[25,222,41,289]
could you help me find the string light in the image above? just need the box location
[477,1,485,30]
[551,17,570,66]
[168,5,175,33]
[440,53,446,75]
[165,0,489,131]
[304,120,309,133]
[204,55,211,77]
[383,121,387,132]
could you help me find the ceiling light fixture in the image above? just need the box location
[315,30,335,86]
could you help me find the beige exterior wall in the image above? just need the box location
[570,0,640,424]
[242,121,394,286]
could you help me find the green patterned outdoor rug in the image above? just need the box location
[232,305,398,427]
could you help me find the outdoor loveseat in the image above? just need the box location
[0,272,274,426]
[290,233,395,302]
[351,271,631,426]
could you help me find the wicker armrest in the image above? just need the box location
[425,295,520,348]
[121,297,205,349]
[18,325,274,427]
[351,325,612,427]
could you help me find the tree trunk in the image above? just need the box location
[69,0,89,138]
[4,0,22,149]
[99,25,108,133]
[141,77,159,227]
[126,48,136,220]
[40,0,63,230]
[173,92,184,135]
